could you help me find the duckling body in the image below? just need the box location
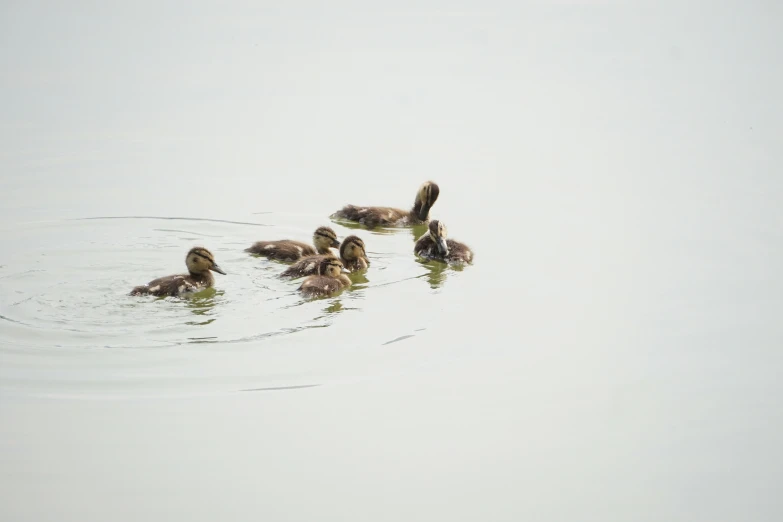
[281,235,369,279]
[298,258,352,297]
[245,226,339,262]
[419,238,473,264]
[130,247,226,297]
[332,181,439,229]
[414,220,473,264]
[299,274,352,296]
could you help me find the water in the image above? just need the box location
[0,210,476,397]
[2,2,782,521]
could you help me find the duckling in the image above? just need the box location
[331,181,440,229]
[414,220,473,264]
[245,226,340,262]
[298,257,352,297]
[280,235,369,279]
[130,247,226,297]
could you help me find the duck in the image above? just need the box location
[331,181,440,229]
[280,235,369,279]
[129,246,226,297]
[414,220,473,264]
[245,226,340,262]
[298,257,352,297]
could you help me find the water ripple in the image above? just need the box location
[240,384,321,392]
[0,209,469,397]
[71,216,270,227]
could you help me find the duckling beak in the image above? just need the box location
[436,237,449,256]
[417,204,430,221]
[211,263,227,275]
[341,267,351,274]
[331,238,341,248]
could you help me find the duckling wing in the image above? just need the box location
[246,240,315,261]
[334,205,408,228]
[130,275,180,296]
[299,275,344,296]
[144,275,197,297]
[281,255,328,279]
[332,205,362,220]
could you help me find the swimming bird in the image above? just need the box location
[280,235,369,279]
[129,247,226,297]
[331,181,440,229]
[245,226,340,262]
[298,257,352,297]
[414,220,473,264]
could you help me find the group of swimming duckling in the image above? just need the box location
[130,181,473,299]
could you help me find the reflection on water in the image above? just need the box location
[330,217,414,236]
[184,288,220,326]
[416,258,450,289]
[409,223,428,243]
[347,270,369,286]
[336,220,428,242]
[323,300,344,314]
[321,299,356,315]
[186,335,219,344]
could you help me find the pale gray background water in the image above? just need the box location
[1,1,781,521]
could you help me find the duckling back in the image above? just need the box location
[129,272,214,297]
[333,205,408,229]
[280,254,335,279]
[298,274,351,297]
[331,181,440,229]
[246,226,339,262]
[245,240,315,261]
[297,257,351,296]
[444,239,473,264]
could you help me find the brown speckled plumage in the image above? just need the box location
[281,235,369,279]
[331,181,440,229]
[130,247,226,297]
[414,220,473,264]
[298,258,352,297]
[280,253,335,279]
[245,226,340,262]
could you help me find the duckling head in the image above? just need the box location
[316,256,345,278]
[185,247,226,275]
[339,235,369,265]
[313,226,340,251]
[414,181,440,221]
[428,220,449,256]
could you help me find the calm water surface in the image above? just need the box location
[1,2,782,521]
[0,208,480,397]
